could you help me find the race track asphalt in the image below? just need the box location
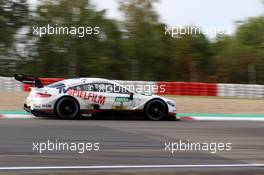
[0,118,263,174]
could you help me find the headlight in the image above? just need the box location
[167,101,175,107]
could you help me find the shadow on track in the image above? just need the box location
[35,112,177,121]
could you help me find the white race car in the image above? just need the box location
[14,74,177,120]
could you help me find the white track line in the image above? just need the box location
[190,116,264,121]
[0,114,33,119]
[1,114,264,121]
[0,164,263,170]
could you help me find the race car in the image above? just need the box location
[14,74,177,120]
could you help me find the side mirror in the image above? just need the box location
[129,92,134,100]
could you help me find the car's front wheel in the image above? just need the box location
[55,97,80,119]
[144,99,168,121]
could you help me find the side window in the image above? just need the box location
[82,84,94,91]
[106,83,115,93]
[94,83,107,93]
[93,83,130,94]
[69,85,82,91]
[69,84,94,91]
[114,84,130,94]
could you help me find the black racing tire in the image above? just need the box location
[55,96,80,119]
[144,99,168,121]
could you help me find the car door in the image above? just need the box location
[93,83,135,110]
[91,83,115,109]
[110,83,133,110]
[68,83,97,110]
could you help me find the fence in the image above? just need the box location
[0,76,23,91]
[0,76,264,98]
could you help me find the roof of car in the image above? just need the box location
[61,77,116,86]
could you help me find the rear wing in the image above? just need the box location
[14,74,43,88]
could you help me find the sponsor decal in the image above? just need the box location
[56,86,105,105]
[33,105,41,109]
[113,106,127,110]
[67,89,105,105]
[42,104,52,108]
[113,97,130,110]
[56,85,68,94]
[114,97,129,102]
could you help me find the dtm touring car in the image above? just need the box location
[14,74,177,120]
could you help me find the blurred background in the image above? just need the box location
[0,0,263,84]
[1,2,264,172]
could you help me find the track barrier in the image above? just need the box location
[0,76,264,98]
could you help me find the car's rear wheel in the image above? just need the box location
[55,97,80,119]
[144,99,167,121]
